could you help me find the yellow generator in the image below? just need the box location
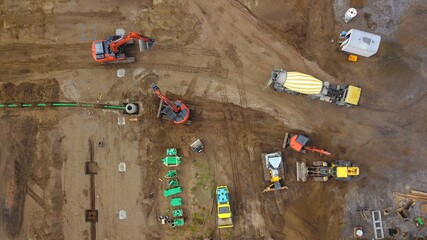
[296,160,359,182]
[266,68,361,107]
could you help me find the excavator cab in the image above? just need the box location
[289,135,309,152]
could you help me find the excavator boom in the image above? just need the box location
[304,146,332,156]
[110,32,155,53]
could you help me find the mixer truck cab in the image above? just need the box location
[267,68,361,107]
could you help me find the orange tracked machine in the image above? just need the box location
[283,133,331,156]
[92,30,155,64]
[151,83,193,125]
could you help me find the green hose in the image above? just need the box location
[52,103,78,107]
[0,102,130,113]
[103,105,126,110]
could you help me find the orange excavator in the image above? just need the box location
[283,133,331,156]
[92,31,155,64]
[151,83,192,125]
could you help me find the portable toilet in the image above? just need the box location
[340,29,381,57]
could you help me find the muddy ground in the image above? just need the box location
[0,0,426,239]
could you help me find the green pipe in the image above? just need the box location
[52,103,78,107]
[0,102,130,112]
[103,105,126,110]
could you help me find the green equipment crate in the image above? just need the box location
[164,170,177,178]
[170,197,182,207]
[166,148,178,156]
[172,209,183,217]
[172,218,184,227]
[162,156,182,166]
[163,187,182,197]
[168,179,179,187]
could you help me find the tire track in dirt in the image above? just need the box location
[138,61,228,78]
[223,111,243,216]
[0,43,89,54]
[184,75,199,97]
[151,45,220,57]
[223,41,268,236]
[25,187,50,211]
[14,161,50,212]
[0,43,228,80]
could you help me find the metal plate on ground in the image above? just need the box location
[371,210,384,239]
[117,69,125,78]
[118,162,126,173]
[118,210,127,220]
[85,209,98,222]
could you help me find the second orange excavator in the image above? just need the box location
[283,133,331,156]
[92,29,155,64]
[151,83,193,125]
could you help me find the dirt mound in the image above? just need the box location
[0,79,61,102]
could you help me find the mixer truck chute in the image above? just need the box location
[266,68,361,107]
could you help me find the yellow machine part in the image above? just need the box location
[347,167,359,176]
[336,166,360,178]
[217,205,232,219]
[284,72,323,95]
[271,176,281,183]
[344,85,362,105]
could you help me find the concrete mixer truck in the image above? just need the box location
[266,68,361,107]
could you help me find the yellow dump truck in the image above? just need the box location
[266,68,361,107]
[216,186,233,228]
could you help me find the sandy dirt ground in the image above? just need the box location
[0,0,426,239]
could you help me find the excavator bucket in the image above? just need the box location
[296,161,308,182]
[282,133,290,148]
[265,77,273,88]
[139,38,155,51]
[139,39,149,51]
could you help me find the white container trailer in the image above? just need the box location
[340,29,381,57]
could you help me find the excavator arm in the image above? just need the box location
[150,83,179,112]
[304,146,332,156]
[110,32,155,53]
